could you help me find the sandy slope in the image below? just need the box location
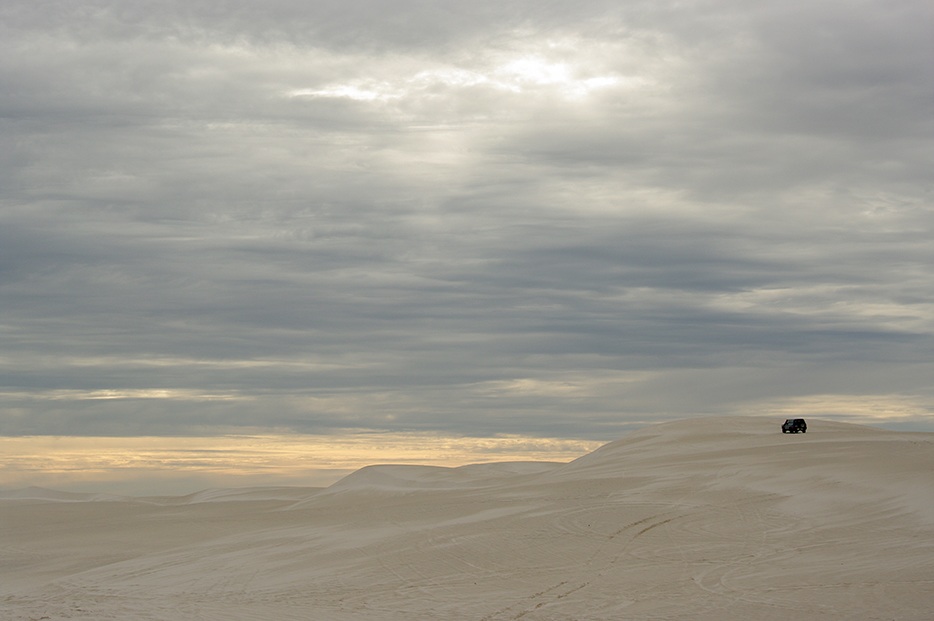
[2,417,932,620]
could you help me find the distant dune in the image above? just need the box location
[2,417,932,620]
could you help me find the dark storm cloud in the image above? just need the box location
[1,0,932,437]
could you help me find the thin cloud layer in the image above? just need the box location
[1,0,932,440]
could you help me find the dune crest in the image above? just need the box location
[2,417,932,620]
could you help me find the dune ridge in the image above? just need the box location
[2,417,932,620]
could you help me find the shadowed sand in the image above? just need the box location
[2,417,932,620]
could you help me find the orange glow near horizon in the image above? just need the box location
[0,433,603,495]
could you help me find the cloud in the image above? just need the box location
[1,0,932,446]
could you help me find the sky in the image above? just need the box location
[1,1,932,493]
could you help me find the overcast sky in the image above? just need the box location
[2,0,933,449]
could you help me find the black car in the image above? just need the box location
[782,418,807,433]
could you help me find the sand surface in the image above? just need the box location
[2,417,933,620]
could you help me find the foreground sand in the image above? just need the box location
[2,417,932,620]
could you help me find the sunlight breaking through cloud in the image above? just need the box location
[288,53,627,103]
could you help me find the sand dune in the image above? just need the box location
[2,417,932,620]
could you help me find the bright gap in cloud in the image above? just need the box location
[289,83,397,102]
[287,54,627,103]
[0,389,248,402]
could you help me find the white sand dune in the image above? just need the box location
[2,417,932,620]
